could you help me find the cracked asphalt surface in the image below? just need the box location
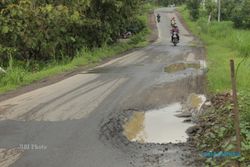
[0,8,205,167]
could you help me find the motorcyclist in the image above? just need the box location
[157,14,161,22]
[171,25,179,42]
[171,17,176,27]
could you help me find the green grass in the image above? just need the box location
[178,6,250,93]
[178,6,250,166]
[0,4,155,93]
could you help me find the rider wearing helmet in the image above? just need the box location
[171,17,176,27]
[171,25,179,42]
[157,14,161,22]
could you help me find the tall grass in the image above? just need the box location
[179,6,250,165]
[178,6,250,93]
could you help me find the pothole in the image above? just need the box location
[123,112,145,143]
[188,94,206,111]
[164,63,200,73]
[123,103,193,144]
[184,93,206,113]
[176,94,206,123]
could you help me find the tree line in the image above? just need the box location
[158,0,186,6]
[0,0,146,68]
[186,0,250,28]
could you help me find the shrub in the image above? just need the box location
[0,0,145,68]
[186,0,201,21]
[232,0,250,28]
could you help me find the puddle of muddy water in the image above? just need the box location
[186,93,206,112]
[123,112,146,143]
[123,103,193,144]
[164,63,200,73]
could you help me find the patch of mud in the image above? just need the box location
[164,63,200,73]
[123,103,193,144]
[123,112,145,143]
[0,148,23,167]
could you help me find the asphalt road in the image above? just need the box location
[0,8,205,167]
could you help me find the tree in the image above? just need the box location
[241,0,250,28]
[186,0,201,21]
[0,0,146,67]
[205,0,216,22]
[232,0,250,28]
[158,0,186,6]
[220,0,239,21]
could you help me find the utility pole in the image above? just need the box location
[218,0,221,22]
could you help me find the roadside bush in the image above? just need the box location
[0,1,88,63]
[239,90,250,122]
[186,0,200,21]
[204,0,216,18]
[232,0,250,28]
[220,0,238,21]
[126,19,145,34]
[158,0,186,6]
[0,0,155,93]
[232,6,244,28]
[240,0,250,28]
[0,0,145,69]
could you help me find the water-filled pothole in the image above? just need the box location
[123,112,146,143]
[187,93,206,111]
[123,103,193,144]
[164,63,200,73]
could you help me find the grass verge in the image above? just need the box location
[178,6,250,166]
[178,6,250,93]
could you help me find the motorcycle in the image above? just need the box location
[157,15,160,23]
[157,17,160,23]
[172,32,179,46]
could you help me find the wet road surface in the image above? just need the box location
[0,8,206,167]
